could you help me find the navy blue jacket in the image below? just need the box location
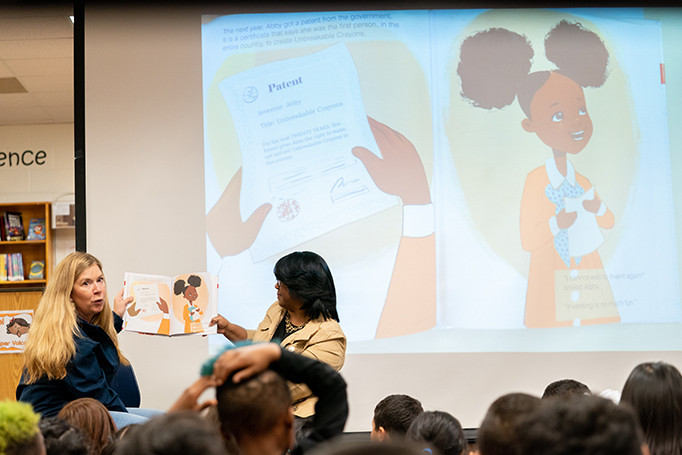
[16,312,127,417]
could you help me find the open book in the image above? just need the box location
[122,272,218,336]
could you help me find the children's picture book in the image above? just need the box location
[26,218,46,240]
[1,253,24,281]
[28,260,45,280]
[122,272,218,336]
[0,310,33,354]
[3,212,24,241]
[0,254,6,281]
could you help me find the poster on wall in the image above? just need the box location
[0,310,33,354]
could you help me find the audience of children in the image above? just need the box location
[4,342,682,455]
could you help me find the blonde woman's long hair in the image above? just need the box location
[22,252,127,383]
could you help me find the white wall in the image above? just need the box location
[84,4,682,431]
[0,123,76,265]
[85,5,209,412]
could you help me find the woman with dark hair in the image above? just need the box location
[620,362,682,455]
[210,251,346,421]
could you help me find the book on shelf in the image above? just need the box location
[1,253,24,281]
[122,272,218,336]
[3,212,24,241]
[28,261,45,280]
[26,218,46,240]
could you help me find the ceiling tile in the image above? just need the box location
[0,106,51,125]
[5,57,72,76]
[34,91,73,106]
[0,17,73,40]
[0,38,73,59]
[0,92,39,108]
[0,8,75,125]
[18,74,72,93]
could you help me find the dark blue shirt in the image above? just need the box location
[16,312,127,417]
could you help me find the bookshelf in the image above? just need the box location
[0,202,50,400]
[0,202,51,288]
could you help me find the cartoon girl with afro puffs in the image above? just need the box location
[458,20,620,328]
[174,274,205,333]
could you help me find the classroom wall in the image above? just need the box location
[85,5,209,412]
[84,4,682,431]
[0,123,76,264]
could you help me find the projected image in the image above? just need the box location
[202,12,436,341]
[457,21,619,327]
[203,8,681,350]
[438,9,679,335]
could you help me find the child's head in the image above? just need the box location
[477,392,541,455]
[39,417,89,455]
[406,410,466,455]
[621,362,682,455]
[0,401,45,455]
[542,379,591,399]
[458,20,609,154]
[57,397,117,455]
[371,394,424,441]
[517,395,643,455]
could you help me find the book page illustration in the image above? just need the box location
[171,274,215,335]
[564,187,605,257]
[124,272,218,335]
[131,283,164,317]
[219,43,399,261]
[123,273,173,335]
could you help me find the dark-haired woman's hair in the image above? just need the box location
[620,362,682,455]
[274,251,339,322]
[406,411,466,455]
[174,274,202,295]
[458,20,609,117]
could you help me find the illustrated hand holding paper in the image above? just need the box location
[219,44,399,262]
[131,283,163,316]
[564,187,605,257]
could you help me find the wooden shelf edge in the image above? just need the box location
[0,240,47,245]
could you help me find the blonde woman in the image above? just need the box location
[16,252,156,427]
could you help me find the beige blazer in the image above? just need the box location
[247,302,346,417]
